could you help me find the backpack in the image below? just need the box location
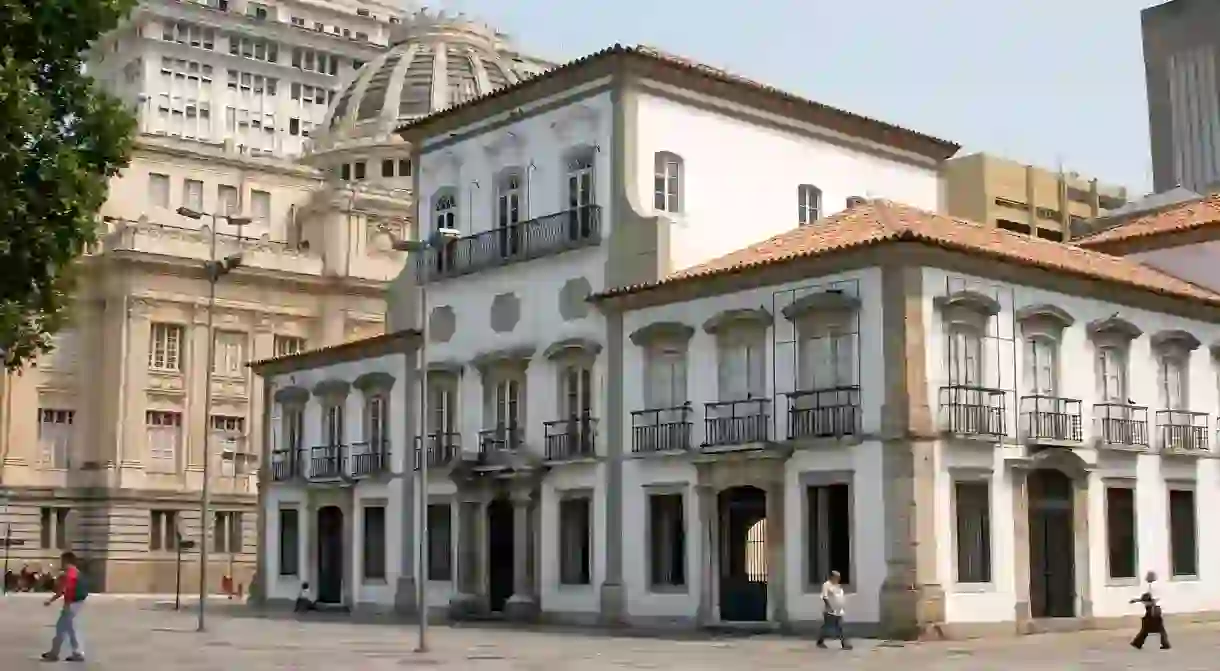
[71,570,89,602]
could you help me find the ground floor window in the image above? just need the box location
[213,511,243,553]
[362,505,386,581]
[1104,486,1136,580]
[558,496,591,585]
[278,508,299,576]
[806,483,851,586]
[426,503,452,581]
[648,492,686,589]
[953,481,992,584]
[1168,488,1197,577]
[150,510,178,551]
[39,507,70,550]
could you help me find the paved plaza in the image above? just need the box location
[0,597,1217,670]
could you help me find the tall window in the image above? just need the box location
[146,411,182,469]
[149,323,184,371]
[1158,353,1189,410]
[947,325,983,386]
[150,510,178,551]
[953,481,992,583]
[38,409,74,469]
[496,171,522,228]
[717,335,766,400]
[213,330,245,375]
[648,492,686,589]
[211,415,246,456]
[798,184,822,225]
[149,173,170,207]
[797,323,855,391]
[1168,488,1197,577]
[426,503,452,581]
[39,508,70,550]
[217,184,239,215]
[1105,486,1137,580]
[653,151,683,213]
[250,190,271,223]
[213,511,243,553]
[1097,345,1128,403]
[645,345,687,410]
[282,406,303,451]
[362,506,386,581]
[806,483,851,586]
[489,377,521,431]
[433,189,457,231]
[183,178,203,211]
[1024,337,1057,396]
[273,335,306,357]
[278,508,299,576]
[558,497,592,585]
[559,363,593,420]
[428,378,457,436]
[566,148,595,237]
[324,403,344,446]
[366,395,387,448]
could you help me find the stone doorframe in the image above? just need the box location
[1009,449,1094,630]
[305,487,355,608]
[694,448,791,627]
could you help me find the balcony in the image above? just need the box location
[1094,403,1148,448]
[785,387,860,440]
[269,448,300,482]
[415,432,461,469]
[1019,395,1082,444]
[478,425,523,457]
[349,440,388,477]
[631,405,693,453]
[703,399,771,448]
[1156,410,1209,452]
[544,415,598,461]
[417,205,602,280]
[307,445,345,481]
[939,386,1006,437]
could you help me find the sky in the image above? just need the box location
[438,0,1160,194]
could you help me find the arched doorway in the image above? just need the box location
[1028,469,1074,618]
[316,506,344,605]
[718,486,768,622]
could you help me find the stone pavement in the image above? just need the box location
[0,598,1216,670]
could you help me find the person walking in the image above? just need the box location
[41,551,88,662]
[1130,570,1170,650]
[816,570,852,650]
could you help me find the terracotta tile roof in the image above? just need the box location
[249,330,420,374]
[594,200,1220,306]
[1076,193,1220,248]
[398,44,959,161]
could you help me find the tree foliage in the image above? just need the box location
[0,0,136,369]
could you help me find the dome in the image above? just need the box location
[313,10,551,153]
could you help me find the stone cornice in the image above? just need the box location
[133,136,323,180]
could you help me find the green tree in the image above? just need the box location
[0,0,136,370]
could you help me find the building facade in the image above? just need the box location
[0,7,547,593]
[943,153,1127,242]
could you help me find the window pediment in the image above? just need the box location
[1015,303,1075,330]
[1086,316,1142,342]
[1150,329,1201,353]
[934,290,1001,317]
[470,344,534,372]
[543,336,603,360]
[353,371,396,393]
[629,321,694,347]
[702,307,772,335]
[782,291,860,322]
[427,360,464,375]
[274,385,309,405]
[312,379,350,400]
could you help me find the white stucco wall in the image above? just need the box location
[921,267,1220,624]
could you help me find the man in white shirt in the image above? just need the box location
[816,570,852,650]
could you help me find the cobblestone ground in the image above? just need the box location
[0,597,1216,670]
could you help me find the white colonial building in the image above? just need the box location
[251,42,1220,637]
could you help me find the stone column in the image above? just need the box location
[766,480,788,627]
[695,481,716,626]
[1072,472,1093,619]
[505,486,539,620]
[599,311,627,624]
[1011,467,1031,630]
[392,470,417,616]
[448,487,482,618]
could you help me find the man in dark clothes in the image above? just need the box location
[1130,570,1170,650]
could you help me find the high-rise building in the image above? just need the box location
[1142,0,1220,193]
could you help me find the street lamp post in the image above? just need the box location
[392,228,459,654]
[176,206,250,633]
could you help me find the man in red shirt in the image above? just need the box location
[41,551,86,662]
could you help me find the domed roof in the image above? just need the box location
[313,10,551,153]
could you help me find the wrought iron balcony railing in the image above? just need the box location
[939,385,1006,437]
[308,444,345,480]
[417,205,602,280]
[414,432,461,470]
[349,440,388,477]
[1156,410,1209,452]
[1019,395,1082,443]
[269,448,300,481]
[631,405,693,453]
[703,398,771,447]
[478,425,523,456]
[785,386,860,439]
[544,415,598,460]
[1094,403,1148,447]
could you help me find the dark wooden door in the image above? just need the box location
[316,506,344,605]
[487,499,514,613]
